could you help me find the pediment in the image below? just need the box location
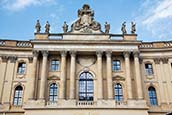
[112,75,125,81]
[48,75,60,80]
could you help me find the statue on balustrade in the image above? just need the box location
[45,21,50,33]
[35,20,41,33]
[62,21,68,33]
[131,22,136,34]
[104,22,110,34]
[121,22,127,34]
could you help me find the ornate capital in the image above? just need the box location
[154,58,160,64]
[123,51,130,58]
[8,56,17,63]
[41,51,49,57]
[133,51,140,58]
[70,51,76,57]
[33,50,39,57]
[96,51,103,57]
[161,57,168,64]
[60,51,67,57]
[106,51,112,57]
[1,55,8,62]
[28,57,33,63]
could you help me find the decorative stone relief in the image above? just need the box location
[77,55,96,67]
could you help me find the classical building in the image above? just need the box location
[0,4,172,115]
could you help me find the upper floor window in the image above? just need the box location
[148,86,157,106]
[112,60,121,71]
[49,83,58,102]
[145,63,153,75]
[13,86,23,106]
[79,72,94,101]
[17,62,26,74]
[114,83,123,102]
[51,60,60,71]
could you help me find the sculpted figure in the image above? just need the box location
[35,20,41,33]
[105,22,110,34]
[45,21,50,33]
[62,21,68,33]
[131,22,136,34]
[121,22,127,34]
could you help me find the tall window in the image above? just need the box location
[13,86,23,105]
[17,62,26,74]
[148,86,157,106]
[49,83,58,102]
[145,63,153,75]
[112,60,121,71]
[51,60,60,71]
[79,72,94,101]
[114,83,123,102]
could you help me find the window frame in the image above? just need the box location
[112,60,121,71]
[145,63,154,75]
[49,83,58,102]
[50,60,60,71]
[13,86,23,106]
[114,83,123,102]
[148,86,158,106]
[17,62,26,74]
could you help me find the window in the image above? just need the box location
[145,63,153,75]
[51,60,60,71]
[114,83,123,102]
[13,86,23,105]
[148,86,157,106]
[17,62,26,74]
[49,83,58,102]
[112,60,121,71]
[79,72,94,101]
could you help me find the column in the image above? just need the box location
[69,51,76,99]
[134,52,143,99]
[106,51,113,99]
[29,51,38,100]
[59,51,67,99]
[123,52,132,99]
[96,51,103,99]
[39,51,48,100]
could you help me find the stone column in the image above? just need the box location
[96,51,103,99]
[39,51,48,100]
[123,52,132,99]
[69,51,76,99]
[59,51,67,99]
[106,51,113,99]
[134,52,143,99]
[29,51,38,100]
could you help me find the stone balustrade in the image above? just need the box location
[0,40,32,48]
[16,41,32,47]
[140,42,172,49]
[0,40,6,46]
[76,101,95,106]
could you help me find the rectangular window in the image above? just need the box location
[51,60,60,71]
[112,60,121,71]
[17,63,26,74]
[145,63,153,75]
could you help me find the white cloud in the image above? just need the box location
[1,0,56,12]
[135,0,172,41]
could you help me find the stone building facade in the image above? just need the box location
[0,4,172,115]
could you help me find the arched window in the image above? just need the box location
[17,62,26,74]
[49,83,58,102]
[79,72,94,101]
[148,86,157,106]
[114,83,123,102]
[13,86,23,105]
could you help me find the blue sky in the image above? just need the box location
[0,0,172,41]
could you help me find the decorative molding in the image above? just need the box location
[112,75,125,81]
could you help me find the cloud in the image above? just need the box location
[1,0,56,12]
[135,0,172,41]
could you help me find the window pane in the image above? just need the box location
[114,83,123,102]
[145,63,153,75]
[49,83,58,101]
[51,60,60,71]
[112,60,121,71]
[17,63,26,74]
[13,86,23,105]
[148,87,157,106]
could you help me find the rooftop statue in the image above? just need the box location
[131,22,136,34]
[121,22,127,34]
[35,20,41,33]
[45,21,50,33]
[70,4,102,34]
[62,21,68,33]
[104,22,110,34]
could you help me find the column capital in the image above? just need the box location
[1,55,8,62]
[106,51,112,57]
[8,56,17,63]
[161,57,169,64]
[133,51,140,58]
[96,51,103,57]
[154,58,160,64]
[60,51,67,57]
[41,51,49,57]
[123,51,131,58]
[70,51,76,57]
[33,50,39,57]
